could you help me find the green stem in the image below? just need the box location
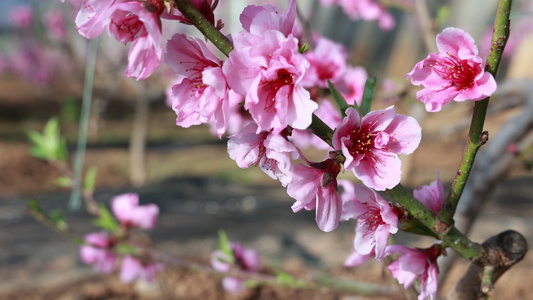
[437,0,512,229]
[69,37,98,210]
[387,184,483,261]
[174,0,234,57]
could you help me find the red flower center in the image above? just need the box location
[348,128,375,159]
[263,69,294,112]
[359,205,385,235]
[428,53,476,91]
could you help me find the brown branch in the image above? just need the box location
[447,230,528,300]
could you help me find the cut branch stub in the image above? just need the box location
[447,230,528,300]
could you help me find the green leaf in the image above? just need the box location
[361,77,376,116]
[27,199,43,213]
[275,271,295,286]
[83,166,98,194]
[50,209,68,231]
[56,176,72,188]
[298,43,308,54]
[218,229,234,262]
[398,219,437,238]
[328,80,359,117]
[27,118,68,162]
[93,204,119,233]
[245,279,258,288]
[27,131,50,160]
[116,243,138,256]
[73,236,85,245]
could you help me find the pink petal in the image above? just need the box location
[437,27,479,57]
[315,185,342,232]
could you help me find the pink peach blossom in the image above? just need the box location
[44,9,68,40]
[223,1,316,134]
[406,27,497,112]
[239,0,297,37]
[10,5,33,28]
[334,66,368,106]
[79,232,117,273]
[111,193,159,230]
[211,242,260,294]
[227,123,299,187]
[413,172,444,213]
[332,106,421,191]
[224,29,317,134]
[290,99,342,150]
[75,0,163,80]
[386,244,441,300]
[342,184,398,260]
[164,33,233,137]
[287,154,343,232]
[302,36,347,88]
[120,255,164,283]
[319,0,395,30]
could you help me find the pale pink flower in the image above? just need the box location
[165,33,232,137]
[211,242,260,294]
[342,184,398,260]
[120,255,164,283]
[228,123,299,187]
[290,99,342,150]
[111,193,159,230]
[287,154,343,232]
[332,106,421,191]
[386,244,441,300]
[320,0,395,30]
[10,5,33,28]
[406,27,497,112]
[334,66,368,106]
[223,1,317,134]
[413,172,444,213]
[75,0,163,80]
[44,9,68,40]
[209,90,252,137]
[343,249,374,267]
[240,0,297,37]
[302,36,347,88]
[507,143,518,155]
[342,0,395,30]
[79,232,117,273]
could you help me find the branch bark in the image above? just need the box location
[447,230,528,300]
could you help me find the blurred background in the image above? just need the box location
[1,0,533,299]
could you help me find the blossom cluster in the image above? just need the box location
[80,193,163,283]
[64,0,499,298]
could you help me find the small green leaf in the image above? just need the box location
[83,166,98,193]
[56,176,72,188]
[27,199,43,213]
[50,209,68,231]
[116,243,138,256]
[298,43,308,54]
[93,204,119,233]
[73,236,85,245]
[27,118,68,162]
[399,219,437,238]
[245,279,258,288]
[328,80,359,117]
[218,229,234,262]
[361,77,377,116]
[275,271,294,286]
[436,5,450,28]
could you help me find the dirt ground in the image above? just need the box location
[1,78,532,299]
